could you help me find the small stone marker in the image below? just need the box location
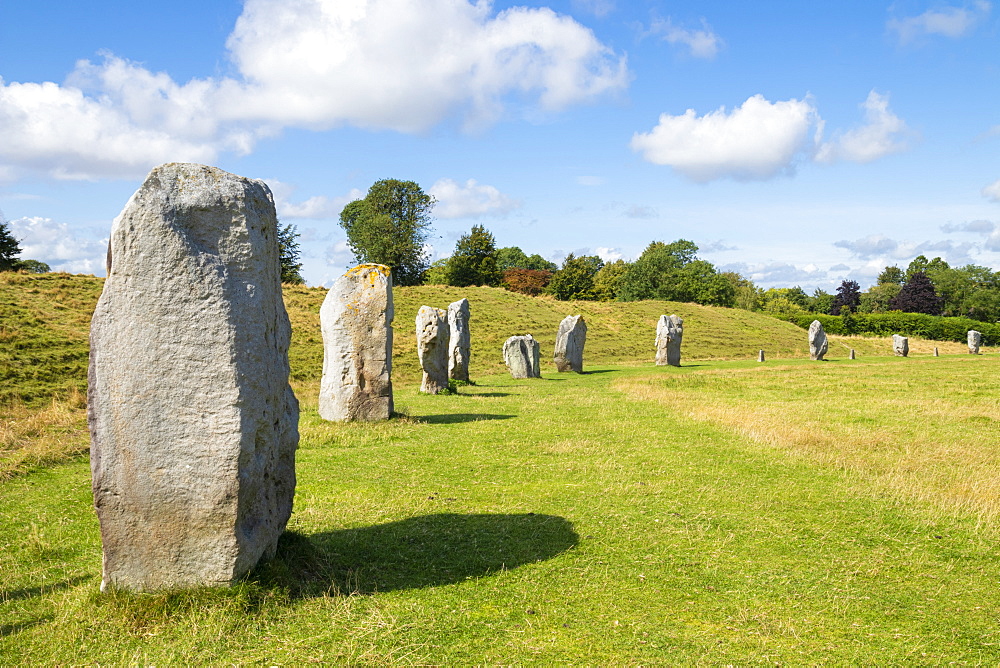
[934,347,939,357]
[968,330,982,355]
[416,306,450,393]
[758,349,765,362]
[319,264,394,421]
[808,320,828,361]
[655,314,684,366]
[447,298,471,382]
[504,334,541,378]
[89,163,298,591]
[892,334,909,357]
[554,315,587,372]
[849,348,856,360]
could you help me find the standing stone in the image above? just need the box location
[849,349,856,360]
[758,350,765,363]
[319,264,393,421]
[808,320,828,361]
[655,315,684,367]
[934,347,940,357]
[968,330,982,355]
[554,315,587,373]
[417,306,450,393]
[448,298,471,382]
[893,334,909,357]
[503,335,541,379]
[89,163,298,591]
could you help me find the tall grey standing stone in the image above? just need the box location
[319,264,393,421]
[448,298,471,382]
[89,163,298,591]
[417,306,450,393]
[554,315,587,373]
[808,320,828,361]
[655,315,683,366]
[849,349,856,360]
[503,335,541,378]
[934,347,940,357]
[893,334,909,357]
[968,330,982,354]
[758,350,765,362]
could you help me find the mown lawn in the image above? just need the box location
[2,356,998,663]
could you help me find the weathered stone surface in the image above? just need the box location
[554,315,587,372]
[503,335,541,379]
[849,348,856,360]
[89,163,298,591]
[808,320,828,361]
[319,264,393,421]
[448,298,471,382]
[417,306,450,393]
[893,334,909,357]
[968,330,982,354]
[655,315,683,366]
[758,350,765,362]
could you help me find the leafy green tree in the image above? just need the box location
[524,254,558,271]
[338,179,435,286]
[830,279,862,315]
[905,255,950,282]
[423,258,449,285]
[722,272,762,311]
[496,246,530,271]
[547,253,603,300]
[15,259,50,273]
[809,289,834,314]
[591,260,629,301]
[277,222,305,284]
[0,216,22,272]
[859,283,901,313]
[445,225,502,287]
[877,265,904,285]
[616,239,731,305]
[891,271,943,314]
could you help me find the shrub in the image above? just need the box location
[502,269,552,296]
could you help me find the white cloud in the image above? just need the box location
[0,0,628,181]
[8,216,108,274]
[719,261,828,287]
[624,204,658,218]
[630,94,819,182]
[982,179,1000,201]
[571,0,614,18]
[815,91,909,164]
[594,246,622,262]
[429,178,520,218]
[700,240,738,253]
[647,18,722,59]
[267,180,364,219]
[834,234,977,264]
[941,219,995,233]
[888,1,991,43]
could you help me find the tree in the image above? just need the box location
[829,279,861,315]
[424,258,449,285]
[0,215,21,272]
[809,289,834,314]
[591,260,629,301]
[277,222,305,284]
[617,239,699,302]
[905,255,950,282]
[445,225,502,287]
[338,179,435,286]
[859,283,901,313]
[547,253,603,300]
[877,265,904,285]
[722,272,762,311]
[15,259,50,273]
[891,271,943,314]
[496,246,530,271]
[524,254,558,271]
[502,268,552,296]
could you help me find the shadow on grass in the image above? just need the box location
[1,616,52,638]
[467,392,512,398]
[0,575,91,604]
[414,413,516,424]
[580,369,616,375]
[254,513,578,598]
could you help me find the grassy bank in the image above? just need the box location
[2,357,999,663]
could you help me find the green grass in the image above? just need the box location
[3,358,999,663]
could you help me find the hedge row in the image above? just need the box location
[783,312,1000,345]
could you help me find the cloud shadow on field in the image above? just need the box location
[254,513,578,598]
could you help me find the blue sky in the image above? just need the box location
[2,0,998,290]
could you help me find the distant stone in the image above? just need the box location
[319,264,393,421]
[758,349,765,363]
[504,335,541,379]
[808,320,828,361]
[934,347,940,357]
[417,306,450,393]
[893,334,909,357]
[554,315,587,373]
[89,163,298,591]
[849,348,856,360]
[448,298,471,382]
[968,330,982,355]
[655,315,684,366]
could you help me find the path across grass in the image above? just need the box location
[2,357,998,663]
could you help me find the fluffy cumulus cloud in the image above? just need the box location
[646,18,722,59]
[888,1,991,43]
[0,0,628,181]
[429,178,520,218]
[834,234,977,264]
[633,91,910,181]
[594,246,622,262]
[267,181,365,220]
[8,216,108,274]
[630,95,819,182]
[718,261,828,287]
[982,179,1000,202]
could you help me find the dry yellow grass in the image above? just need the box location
[614,356,1000,530]
[0,387,90,479]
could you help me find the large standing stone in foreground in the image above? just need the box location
[319,264,393,421]
[89,163,298,591]
[504,335,541,378]
[808,320,828,361]
[655,315,683,366]
[417,306,450,393]
[554,315,587,372]
[448,298,471,382]
[893,334,909,357]
[968,330,982,354]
